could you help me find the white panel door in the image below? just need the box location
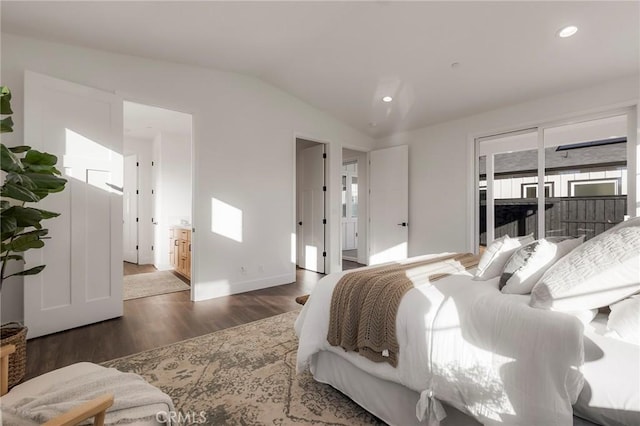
[24,71,123,338]
[123,155,138,264]
[369,145,408,265]
[298,144,325,273]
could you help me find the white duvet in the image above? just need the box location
[295,254,585,426]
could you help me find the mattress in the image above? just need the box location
[312,350,602,426]
[297,264,586,425]
[574,314,640,426]
[309,314,639,426]
[297,256,640,426]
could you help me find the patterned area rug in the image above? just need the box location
[123,271,190,300]
[103,310,383,425]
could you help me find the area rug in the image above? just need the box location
[102,310,383,425]
[123,271,190,300]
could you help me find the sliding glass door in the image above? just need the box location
[477,111,632,250]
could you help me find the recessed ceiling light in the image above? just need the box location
[558,25,578,38]
[382,96,393,103]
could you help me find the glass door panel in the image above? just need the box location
[543,114,628,240]
[477,129,539,248]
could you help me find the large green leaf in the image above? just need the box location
[23,150,58,166]
[5,265,46,279]
[31,208,60,219]
[0,200,10,211]
[4,206,44,229]
[8,145,30,153]
[23,164,62,175]
[7,234,45,252]
[0,182,40,202]
[0,86,12,115]
[0,254,23,262]
[5,172,37,190]
[1,216,17,235]
[0,116,13,133]
[24,173,67,191]
[2,228,48,244]
[1,144,23,173]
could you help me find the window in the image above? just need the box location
[569,178,620,196]
[477,112,632,248]
[521,182,553,198]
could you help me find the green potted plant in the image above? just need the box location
[0,85,67,387]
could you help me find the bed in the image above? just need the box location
[295,248,640,426]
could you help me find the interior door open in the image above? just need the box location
[24,71,124,338]
[369,145,408,265]
[123,155,138,264]
[297,143,326,273]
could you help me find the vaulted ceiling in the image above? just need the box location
[2,1,638,138]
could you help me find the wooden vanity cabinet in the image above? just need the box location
[169,227,191,280]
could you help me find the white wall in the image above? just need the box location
[1,33,374,306]
[375,76,639,257]
[153,131,192,270]
[123,136,154,265]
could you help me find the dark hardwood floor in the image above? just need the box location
[26,267,324,380]
[343,259,366,270]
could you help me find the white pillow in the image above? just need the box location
[475,234,534,281]
[530,224,640,311]
[607,295,640,345]
[566,308,598,325]
[501,236,584,294]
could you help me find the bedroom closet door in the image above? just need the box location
[369,145,408,265]
[298,143,326,273]
[23,71,124,338]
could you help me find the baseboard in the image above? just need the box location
[192,273,295,301]
[342,256,358,262]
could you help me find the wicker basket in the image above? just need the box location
[1,322,27,389]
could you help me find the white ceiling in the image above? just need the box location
[124,101,192,141]
[2,1,638,138]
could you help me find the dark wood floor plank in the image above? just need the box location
[25,267,324,379]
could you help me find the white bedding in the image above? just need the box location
[295,254,586,426]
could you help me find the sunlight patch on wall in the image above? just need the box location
[64,129,123,193]
[211,197,243,242]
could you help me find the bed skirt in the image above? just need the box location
[310,350,600,426]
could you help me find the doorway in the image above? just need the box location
[341,148,368,269]
[296,138,327,274]
[122,101,193,300]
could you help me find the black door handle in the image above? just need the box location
[298,221,302,226]
[397,222,408,227]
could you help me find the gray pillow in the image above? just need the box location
[499,236,581,291]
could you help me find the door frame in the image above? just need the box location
[118,91,196,301]
[340,146,370,267]
[291,134,332,272]
[123,154,139,264]
[292,133,335,275]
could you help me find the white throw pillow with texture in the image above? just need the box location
[501,236,584,295]
[607,295,640,345]
[530,220,640,311]
[475,234,534,281]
